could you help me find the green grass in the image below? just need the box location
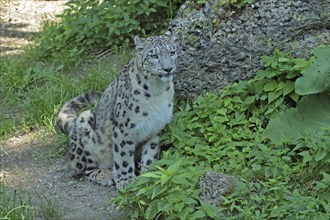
[0,47,132,140]
[33,191,64,220]
[0,184,65,220]
[0,184,35,220]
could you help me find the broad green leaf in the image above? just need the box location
[152,184,167,199]
[263,93,330,145]
[290,93,299,102]
[177,207,190,219]
[145,201,159,219]
[181,196,196,205]
[140,171,162,178]
[295,46,330,95]
[160,174,171,186]
[282,82,295,96]
[298,151,313,164]
[315,150,327,161]
[261,55,274,67]
[192,210,206,218]
[243,96,255,105]
[171,175,192,186]
[136,187,148,196]
[268,90,282,103]
[167,159,183,174]
[157,201,174,212]
[263,80,278,92]
[212,116,229,123]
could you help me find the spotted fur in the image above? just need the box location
[57,31,178,189]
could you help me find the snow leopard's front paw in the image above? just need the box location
[114,174,136,190]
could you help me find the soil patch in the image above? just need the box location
[0,0,66,56]
[1,130,125,219]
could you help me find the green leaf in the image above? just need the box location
[145,201,159,219]
[261,55,274,67]
[264,93,330,145]
[192,210,206,218]
[243,96,255,105]
[140,171,162,178]
[160,174,171,186]
[171,175,191,186]
[268,91,282,103]
[315,150,327,161]
[212,116,229,123]
[152,184,167,199]
[278,57,290,63]
[298,151,313,164]
[167,159,183,174]
[295,46,330,95]
[263,81,278,92]
[282,82,295,96]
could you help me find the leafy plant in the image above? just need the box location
[264,93,330,145]
[295,46,330,95]
[113,158,220,219]
[113,47,330,219]
[263,45,330,193]
[36,0,183,62]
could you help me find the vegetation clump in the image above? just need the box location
[35,0,183,62]
[113,46,330,219]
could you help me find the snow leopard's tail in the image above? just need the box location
[56,92,102,134]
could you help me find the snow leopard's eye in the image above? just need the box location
[169,51,176,56]
[150,54,159,59]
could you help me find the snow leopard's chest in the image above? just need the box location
[134,97,173,142]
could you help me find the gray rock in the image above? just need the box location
[171,0,330,99]
[199,172,236,206]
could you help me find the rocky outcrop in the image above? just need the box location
[171,0,330,99]
[199,172,236,206]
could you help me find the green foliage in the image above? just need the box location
[33,191,64,220]
[113,158,219,219]
[113,48,330,219]
[36,0,183,61]
[0,48,130,139]
[0,184,64,220]
[264,93,330,145]
[0,184,34,220]
[295,46,330,95]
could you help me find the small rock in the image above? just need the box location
[199,172,236,206]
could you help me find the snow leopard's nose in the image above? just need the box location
[163,67,173,73]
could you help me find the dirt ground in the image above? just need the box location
[1,1,125,219]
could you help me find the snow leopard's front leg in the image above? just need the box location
[112,127,136,189]
[140,134,161,173]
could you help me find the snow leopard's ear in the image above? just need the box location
[134,35,145,51]
[165,28,178,44]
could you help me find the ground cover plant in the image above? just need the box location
[36,0,183,63]
[113,46,330,219]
